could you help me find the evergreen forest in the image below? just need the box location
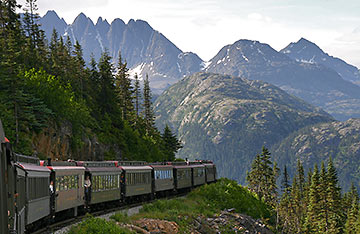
[247,146,360,234]
[0,0,181,161]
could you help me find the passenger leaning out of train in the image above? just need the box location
[49,180,56,217]
[84,176,91,208]
[49,180,54,194]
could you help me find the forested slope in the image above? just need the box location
[0,1,180,162]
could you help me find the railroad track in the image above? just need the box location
[31,191,188,234]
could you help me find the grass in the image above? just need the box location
[68,179,271,233]
[67,214,136,234]
[111,178,272,233]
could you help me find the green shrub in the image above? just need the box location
[110,212,131,224]
[189,178,271,219]
[67,215,135,234]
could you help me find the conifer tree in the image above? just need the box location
[247,146,278,205]
[142,74,155,132]
[115,53,134,121]
[304,164,321,233]
[161,125,182,161]
[296,159,305,199]
[326,157,343,233]
[344,182,359,215]
[281,165,290,193]
[345,199,359,234]
[134,73,141,118]
[97,50,117,115]
[72,40,86,99]
[246,153,262,198]
[318,161,329,233]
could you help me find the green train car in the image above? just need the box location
[15,162,51,233]
[191,164,206,186]
[204,163,217,183]
[48,164,85,215]
[174,165,192,190]
[151,164,175,195]
[77,161,122,205]
[119,165,152,197]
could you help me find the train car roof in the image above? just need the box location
[86,166,122,173]
[173,165,192,169]
[189,164,205,168]
[118,165,152,171]
[150,165,174,169]
[76,161,117,167]
[16,162,51,173]
[47,166,85,171]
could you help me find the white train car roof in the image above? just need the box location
[118,165,152,172]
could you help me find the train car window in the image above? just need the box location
[56,177,60,191]
[93,176,97,191]
[60,177,64,191]
[75,175,79,189]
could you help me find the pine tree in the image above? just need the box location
[115,53,134,121]
[134,73,141,118]
[247,146,278,205]
[345,199,359,234]
[72,40,86,99]
[318,161,329,233]
[281,165,290,193]
[97,50,117,115]
[142,74,155,132]
[326,157,343,233]
[304,164,321,233]
[161,125,182,161]
[246,153,262,198]
[344,182,359,215]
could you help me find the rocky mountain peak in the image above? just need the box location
[96,17,110,28]
[40,10,68,40]
[281,37,326,64]
[204,39,291,76]
[281,38,360,85]
[73,12,89,25]
[43,10,61,21]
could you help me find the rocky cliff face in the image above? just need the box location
[31,121,121,161]
[154,72,333,183]
[272,118,360,190]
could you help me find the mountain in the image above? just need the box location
[281,38,360,86]
[39,10,67,40]
[154,72,334,183]
[204,39,360,121]
[39,11,203,94]
[272,118,360,191]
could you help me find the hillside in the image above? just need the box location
[204,39,360,121]
[154,72,334,183]
[272,118,360,190]
[69,179,273,234]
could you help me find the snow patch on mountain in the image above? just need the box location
[129,63,146,80]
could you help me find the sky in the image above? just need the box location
[18,0,360,68]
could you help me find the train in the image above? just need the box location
[0,119,217,234]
